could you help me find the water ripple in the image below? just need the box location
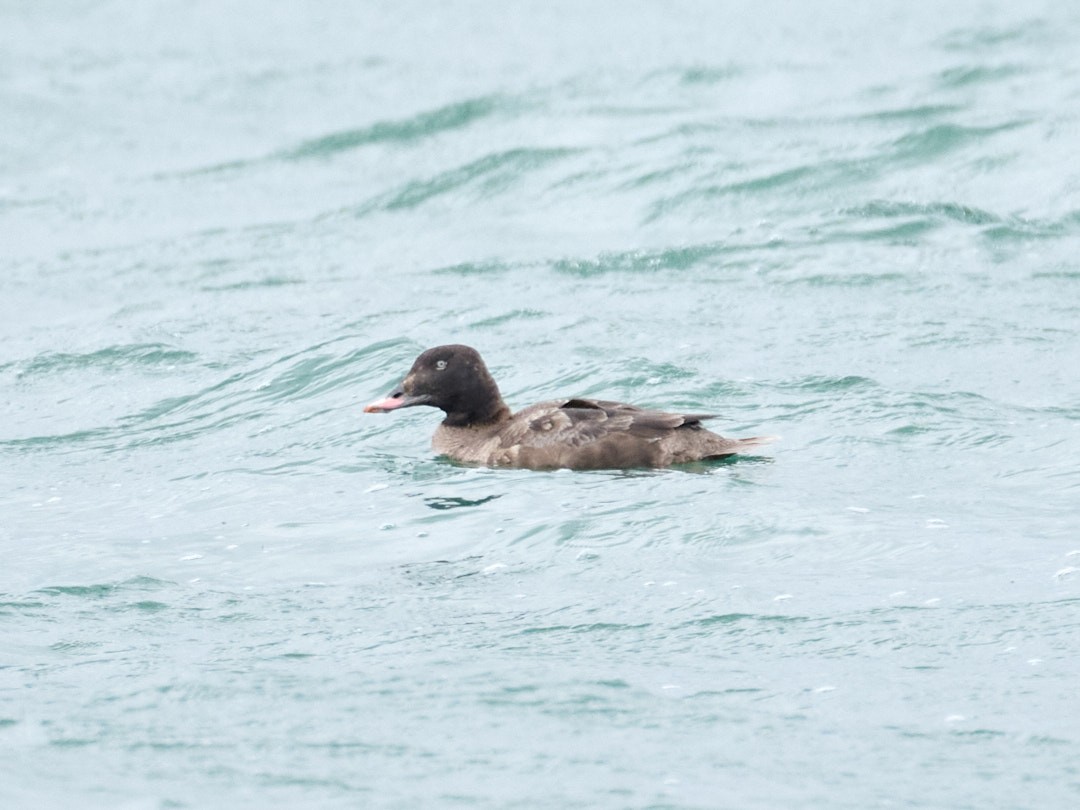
[12,344,199,378]
[890,121,1031,161]
[552,243,727,276]
[846,200,1000,226]
[936,64,1027,88]
[282,96,507,160]
[1,339,407,454]
[182,96,514,176]
[356,147,581,213]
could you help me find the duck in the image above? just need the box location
[364,344,775,470]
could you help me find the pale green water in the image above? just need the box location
[3,1,1080,808]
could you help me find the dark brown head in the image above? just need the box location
[364,344,510,427]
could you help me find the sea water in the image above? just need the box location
[2,1,1079,807]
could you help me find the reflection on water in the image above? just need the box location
[423,495,503,510]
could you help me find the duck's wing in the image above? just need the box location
[491,398,723,469]
[562,398,718,431]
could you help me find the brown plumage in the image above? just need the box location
[364,345,775,470]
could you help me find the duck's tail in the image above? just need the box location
[723,435,779,455]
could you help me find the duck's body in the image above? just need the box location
[430,398,772,469]
[364,345,774,470]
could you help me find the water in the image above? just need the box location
[3,1,1080,807]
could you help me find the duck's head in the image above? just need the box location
[364,344,508,426]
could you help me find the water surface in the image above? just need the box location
[3,1,1080,807]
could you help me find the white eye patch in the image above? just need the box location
[435,360,448,370]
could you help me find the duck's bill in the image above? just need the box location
[363,391,431,413]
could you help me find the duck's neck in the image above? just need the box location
[443,397,510,428]
[441,372,511,428]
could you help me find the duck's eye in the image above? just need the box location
[435,359,448,371]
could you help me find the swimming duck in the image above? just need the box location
[364,344,774,469]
